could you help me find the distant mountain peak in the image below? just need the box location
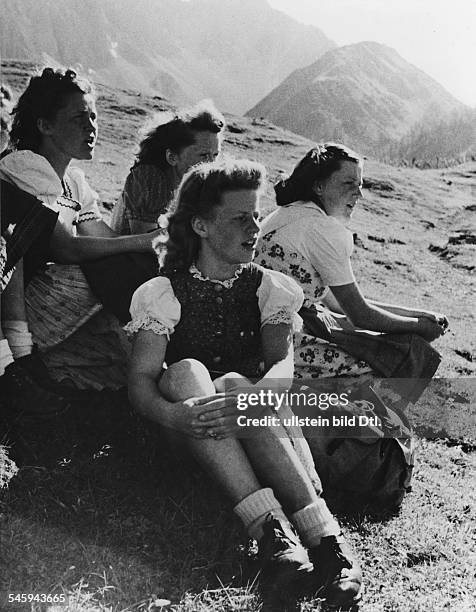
[247,41,466,155]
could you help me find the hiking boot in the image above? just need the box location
[1,357,70,420]
[257,513,313,592]
[310,534,362,608]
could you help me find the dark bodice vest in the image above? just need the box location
[166,264,264,378]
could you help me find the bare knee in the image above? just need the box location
[214,372,250,393]
[159,359,215,401]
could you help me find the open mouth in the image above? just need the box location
[242,238,257,250]
[85,135,96,147]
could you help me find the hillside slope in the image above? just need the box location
[0,0,335,113]
[3,59,475,377]
[247,42,467,156]
[387,107,476,165]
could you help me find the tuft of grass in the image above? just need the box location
[0,444,19,489]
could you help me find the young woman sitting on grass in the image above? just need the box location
[256,143,447,404]
[126,159,362,607]
[111,100,225,235]
[0,67,162,395]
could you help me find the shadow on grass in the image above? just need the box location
[1,389,427,611]
[0,390,253,609]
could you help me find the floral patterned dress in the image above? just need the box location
[256,202,372,379]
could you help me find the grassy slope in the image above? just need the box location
[1,60,475,612]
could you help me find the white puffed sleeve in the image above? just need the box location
[124,277,181,339]
[257,268,304,331]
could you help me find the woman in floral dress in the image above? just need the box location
[256,143,447,382]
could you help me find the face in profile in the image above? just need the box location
[195,189,261,268]
[315,160,363,220]
[173,131,221,176]
[39,92,98,162]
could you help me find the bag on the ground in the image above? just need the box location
[299,384,416,515]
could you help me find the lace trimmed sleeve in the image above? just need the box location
[257,268,304,332]
[124,277,181,339]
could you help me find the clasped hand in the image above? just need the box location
[417,310,449,341]
[171,392,245,440]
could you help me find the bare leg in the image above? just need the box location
[159,359,261,504]
[213,372,323,512]
[161,362,345,595]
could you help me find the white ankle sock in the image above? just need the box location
[233,487,288,540]
[0,338,14,376]
[3,320,33,359]
[292,500,340,547]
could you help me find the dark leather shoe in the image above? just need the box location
[258,513,313,592]
[1,357,70,420]
[310,534,362,608]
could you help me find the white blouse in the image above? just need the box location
[259,201,356,289]
[0,150,102,233]
[125,264,304,339]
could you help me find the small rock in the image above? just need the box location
[150,599,171,609]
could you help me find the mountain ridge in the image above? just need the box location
[0,0,335,113]
[247,41,467,155]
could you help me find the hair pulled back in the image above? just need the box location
[9,67,94,153]
[274,143,361,206]
[135,99,225,169]
[161,158,265,274]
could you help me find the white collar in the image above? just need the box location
[189,263,246,288]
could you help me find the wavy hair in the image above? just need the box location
[134,99,225,169]
[160,158,266,274]
[274,143,361,206]
[8,67,94,153]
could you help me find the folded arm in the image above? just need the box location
[128,330,233,437]
[327,281,445,341]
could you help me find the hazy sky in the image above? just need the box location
[268,0,476,107]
